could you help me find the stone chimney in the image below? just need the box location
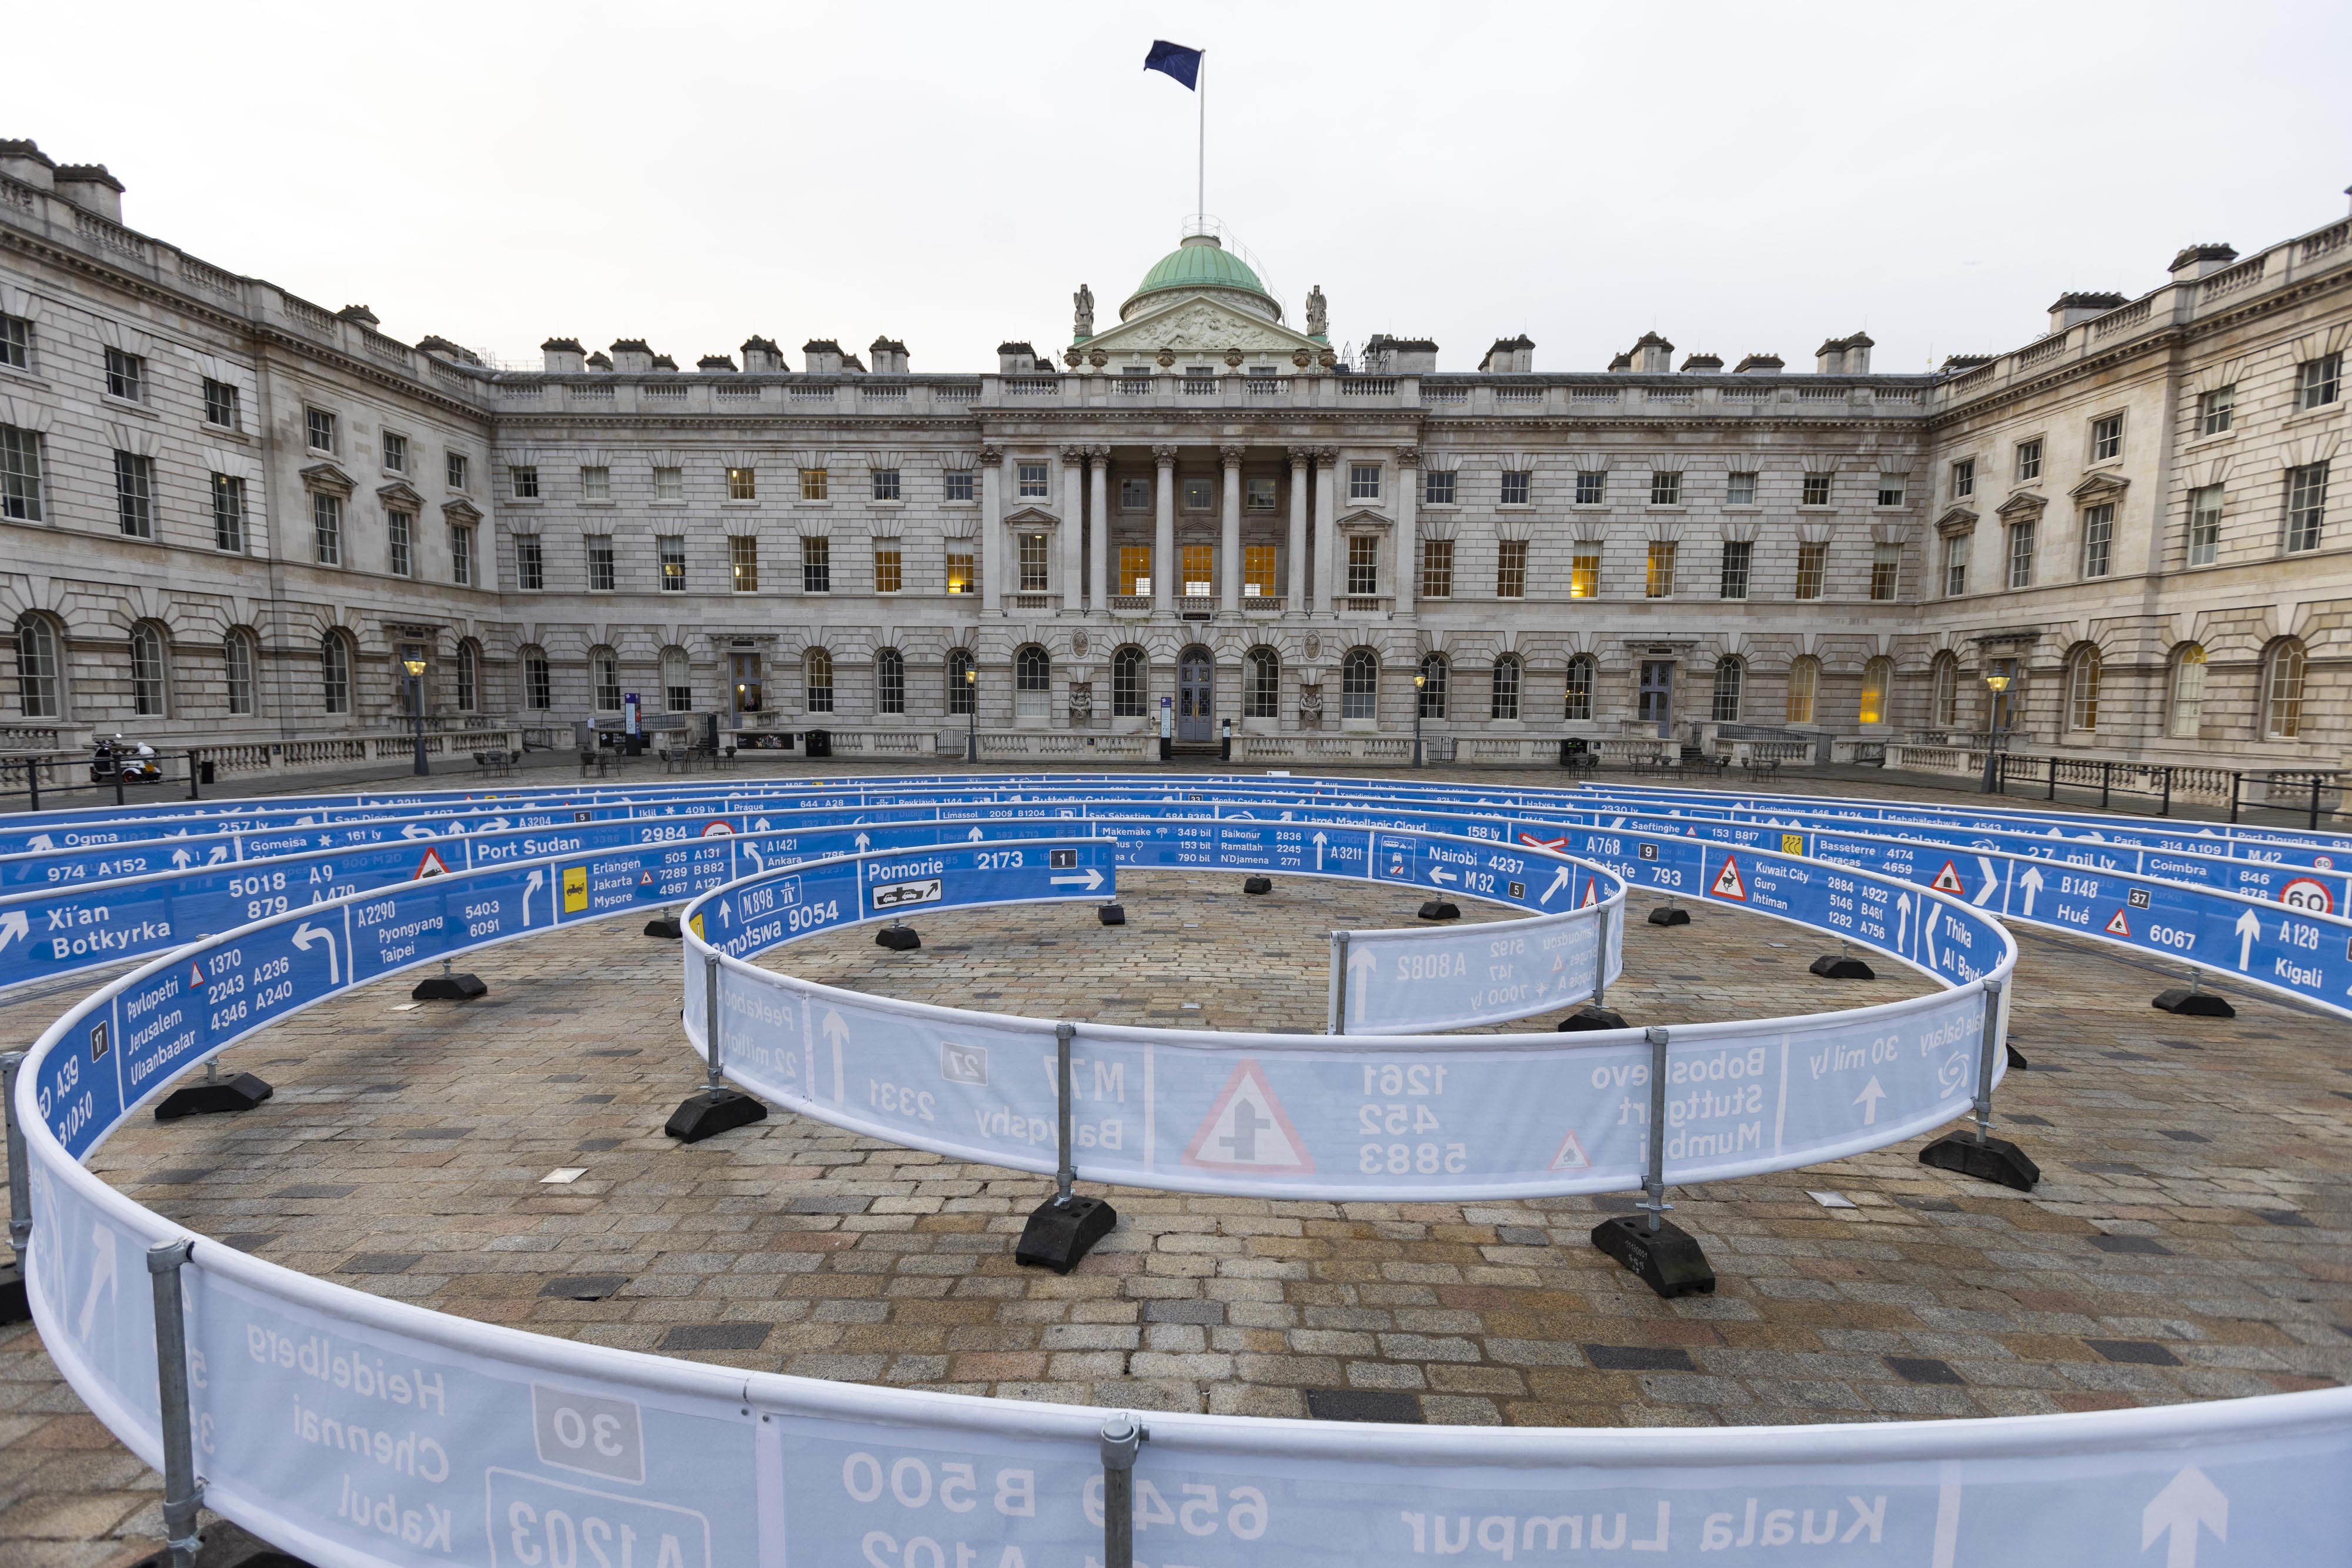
[740,336,783,372]
[586,351,612,372]
[1679,352,1723,373]
[698,354,737,373]
[52,163,123,222]
[1941,353,1994,374]
[870,337,909,373]
[541,337,586,373]
[1842,332,1873,374]
[2047,292,2126,333]
[1481,335,1536,373]
[996,341,1038,373]
[337,305,380,329]
[2168,244,2237,283]
[1733,352,1784,375]
[0,139,56,192]
[806,339,846,373]
[609,339,656,373]
[416,336,482,366]
[1607,351,1634,373]
[1815,337,1847,374]
[839,352,866,373]
[1363,335,1438,374]
[650,353,678,372]
[1626,332,1671,373]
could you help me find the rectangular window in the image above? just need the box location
[114,452,153,539]
[2300,353,2342,410]
[871,467,901,502]
[0,313,28,370]
[1645,541,1676,598]
[873,544,902,593]
[731,466,760,501]
[1570,551,1600,599]
[948,550,976,595]
[876,655,903,716]
[105,347,144,402]
[517,533,544,590]
[1349,463,1381,500]
[1650,470,1681,506]
[2286,462,2329,553]
[1243,543,1276,596]
[447,452,469,490]
[730,534,759,591]
[1118,545,1151,596]
[1564,660,1593,721]
[586,533,615,591]
[2080,503,2114,577]
[1495,539,1528,599]
[1795,541,1827,600]
[1876,474,1906,508]
[1952,458,1975,499]
[311,491,341,564]
[2015,440,2042,483]
[1944,533,1971,597]
[800,536,830,593]
[526,655,551,711]
[944,469,975,503]
[2199,385,2235,436]
[1422,470,1455,506]
[660,534,686,591]
[1247,476,1278,510]
[1726,471,1757,506]
[211,474,244,551]
[203,377,240,430]
[1021,533,1052,592]
[1120,477,1150,510]
[1347,536,1379,596]
[2188,484,2223,566]
[1499,470,1531,506]
[653,465,682,501]
[1802,471,1832,506]
[1419,538,1454,599]
[797,467,825,501]
[580,464,610,500]
[1018,462,1051,499]
[2007,520,2037,588]
[1575,470,1606,506]
[387,510,413,577]
[1180,543,1214,593]
[306,406,336,452]
[1870,541,1900,600]
[2091,413,2124,463]
[382,432,407,474]
[510,464,539,499]
[2,426,44,521]
[451,524,475,587]
[1719,540,1752,599]
[1182,477,1214,511]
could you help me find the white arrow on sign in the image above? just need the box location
[745,844,765,871]
[1925,909,1941,972]
[1428,866,1457,886]
[2017,865,2044,918]
[1312,831,1328,870]
[292,921,340,984]
[479,818,510,833]
[1974,857,1999,907]
[2140,1465,2226,1568]
[522,868,543,928]
[967,828,985,842]
[821,1009,850,1049]
[854,832,871,851]
[400,824,437,840]
[1895,892,1911,950]
[206,846,229,865]
[1348,944,1376,1017]
[170,848,192,870]
[1050,868,1105,891]
[2234,907,2261,969]
[28,834,53,851]
[1541,865,1571,905]
[0,908,31,954]
[1853,1076,1886,1125]
[755,818,772,832]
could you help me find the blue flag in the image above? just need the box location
[1144,39,1202,89]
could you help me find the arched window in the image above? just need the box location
[1111,646,1145,717]
[1341,648,1379,720]
[1710,657,1743,723]
[14,614,61,718]
[2066,646,2102,733]
[1930,651,1960,728]
[1417,654,1448,720]
[1786,656,1819,725]
[1563,655,1596,722]
[948,648,976,716]
[320,631,352,716]
[2169,644,2206,739]
[1014,644,1050,719]
[591,647,622,711]
[521,644,551,711]
[129,621,168,717]
[1859,656,1894,727]
[224,628,258,717]
[804,647,834,713]
[2264,639,2307,739]
[454,640,479,713]
[876,648,905,716]
[661,646,692,713]
[1490,655,1521,721]
[1244,647,1280,718]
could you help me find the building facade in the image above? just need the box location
[1,135,2346,768]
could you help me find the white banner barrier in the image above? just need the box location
[1333,901,1617,1035]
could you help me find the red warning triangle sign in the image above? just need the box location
[1548,1129,1590,1172]
[2104,907,2131,937]
[1710,855,1748,901]
[413,846,453,879]
[189,960,205,989]
[1930,860,1966,895]
[1182,1060,1314,1175]
[1580,880,1599,908]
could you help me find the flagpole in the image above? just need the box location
[1197,51,1206,224]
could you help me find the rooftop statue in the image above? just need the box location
[1305,285,1327,338]
[1073,282,1095,340]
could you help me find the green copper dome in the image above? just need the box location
[1121,233,1282,322]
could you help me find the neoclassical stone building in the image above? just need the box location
[1,133,2346,768]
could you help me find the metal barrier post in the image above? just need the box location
[25,760,37,813]
[1589,1025,1713,1296]
[703,954,724,1095]
[145,1240,203,1568]
[1015,1020,1116,1272]
[2046,758,2057,801]
[187,751,201,801]
[2311,774,2323,832]
[115,768,126,807]
[2160,765,2172,817]
[1098,1415,1146,1568]
[2100,760,2112,810]
[1641,1026,1671,1234]
[1053,1021,1076,1208]
[1591,903,1611,1010]
[1919,978,2039,1191]
[1329,930,1351,1034]
[2230,772,2242,824]
[662,949,767,1143]
[2,1051,29,1321]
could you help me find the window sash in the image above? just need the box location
[1348,464,1381,500]
[871,468,901,502]
[797,467,824,501]
[1499,472,1530,506]
[2300,355,2341,410]
[388,511,414,577]
[1340,653,1378,718]
[130,629,165,717]
[1117,546,1151,596]
[2091,416,2123,462]
[451,526,474,587]
[2080,504,2113,577]
[594,655,622,711]
[586,536,615,591]
[1952,459,1975,499]
[1645,542,1675,599]
[2170,651,2206,738]
[1794,543,1826,600]
[730,536,759,591]
[1495,540,1527,599]
[800,537,831,593]
[2188,487,2222,566]
[876,651,906,714]
[1421,472,1455,505]
[1245,653,1280,718]
[311,492,341,564]
[947,551,975,595]
[803,651,833,713]
[320,638,351,715]
[114,453,152,538]
[659,537,686,590]
[203,379,240,429]
[2286,463,2328,552]
[2016,442,2042,482]
[1489,660,1520,721]
[1,426,42,521]
[306,407,335,452]
[2007,522,2036,589]
[1418,539,1453,599]
[1802,473,1831,506]
[1247,477,1278,510]
[510,464,538,499]
[1719,540,1751,600]
[211,474,243,551]
[516,535,544,590]
[1650,471,1681,506]
[1111,650,1144,716]
[1786,660,1818,724]
[1242,545,1277,596]
[1018,463,1051,498]
[1710,663,1743,723]
[1417,658,1448,719]
[2200,386,2234,434]
[1563,661,1593,722]
[1020,534,1053,592]
[524,656,552,710]
[1569,552,1599,599]
[1726,472,1756,506]
[1345,536,1379,596]
[225,634,254,716]
[106,349,143,402]
[448,453,469,490]
[579,464,607,499]
[1575,472,1605,505]
[874,546,903,594]
[1869,543,1900,600]
[2069,656,2102,731]
[1945,534,1970,597]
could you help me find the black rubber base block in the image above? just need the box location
[1097,904,1127,926]
[2152,987,2234,1018]
[2007,1043,2029,1069]
[155,1072,274,1121]
[1647,905,1690,927]
[1809,954,1876,980]
[1014,1195,1118,1273]
[1418,900,1461,921]
[875,925,921,951]
[1242,876,1273,895]
[644,915,683,939]
[1919,1131,2040,1191]
[664,1088,768,1143]
[1591,1214,1716,1298]
[1558,1006,1629,1032]
[412,972,488,1001]
[0,1262,26,1326]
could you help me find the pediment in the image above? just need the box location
[1935,506,1979,536]
[1336,507,1392,531]
[300,460,355,496]
[1003,505,1060,526]
[2068,472,2130,502]
[1994,489,2047,520]
[1079,292,1323,363]
[440,496,483,524]
[377,480,425,508]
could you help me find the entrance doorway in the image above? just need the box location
[730,653,763,717]
[1177,647,1215,744]
[1638,660,1674,738]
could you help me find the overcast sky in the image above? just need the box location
[15,1,2351,375]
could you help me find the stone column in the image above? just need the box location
[980,446,1004,613]
[1152,445,1178,614]
[1087,446,1110,608]
[1287,447,1312,614]
[1315,446,1341,613]
[1059,446,1085,611]
[1396,446,1420,617]
[1220,446,1244,615]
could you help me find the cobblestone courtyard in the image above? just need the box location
[2,767,2348,1564]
